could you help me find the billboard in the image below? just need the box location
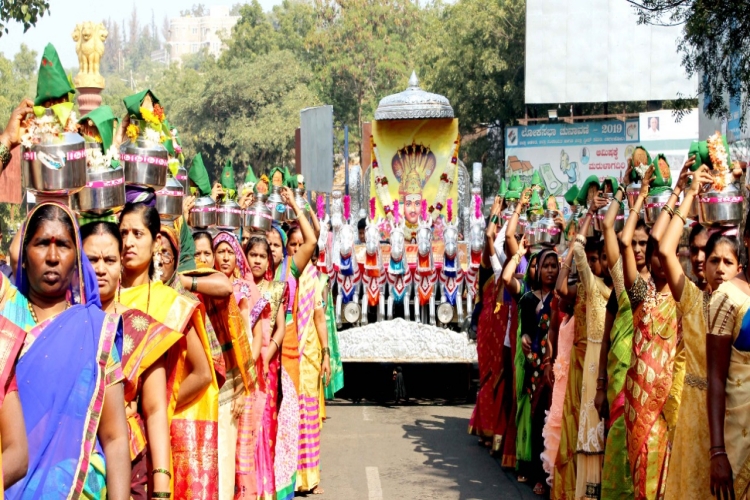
[639,109,698,174]
[505,120,639,216]
[525,0,697,104]
[300,105,334,193]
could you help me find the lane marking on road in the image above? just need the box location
[366,466,383,500]
[362,406,372,421]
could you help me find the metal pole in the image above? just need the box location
[344,125,349,196]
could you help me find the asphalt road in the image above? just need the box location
[311,400,538,500]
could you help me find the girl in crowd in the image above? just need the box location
[116,200,219,498]
[707,220,750,500]
[657,164,717,499]
[212,231,264,499]
[82,221,179,499]
[6,202,130,499]
[239,235,287,499]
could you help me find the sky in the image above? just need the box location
[0,0,281,66]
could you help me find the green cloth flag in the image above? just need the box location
[35,44,75,106]
[577,175,601,206]
[189,153,212,197]
[630,146,652,181]
[221,160,237,199]
[528,190,543,213]
[245,165,258,184]
[79,105,117,152]
[269,166,285,187]
[506,175,522,199]
[285,167,298,189]
[123,90,160,119]
[498,178,507,197]
[564,185,579,206]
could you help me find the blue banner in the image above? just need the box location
[505,120,640,149]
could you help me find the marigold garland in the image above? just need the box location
[707,132,730,191]
[126,123,140,142]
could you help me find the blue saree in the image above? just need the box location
[5,201,123,500]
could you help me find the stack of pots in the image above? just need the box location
[22,109,87,197]
[593,193,626,233]
[175,165,189,195]
[267,186,287,223]
[644,190,673,226]
[245,193,273,232]
[190,196,216,228]
[120,119,169,190]
[536,209,562,246]
[155,176,184,221]
[526,212,542,247]
[698,172,744,227]
[217,198,243,230]
[501,200,519,226]
[73,143,126,214]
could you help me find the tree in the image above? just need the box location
[158,49,319,177]
[306,0,424,149]
[0,0,49,35]
[13,43,37,79]
[180,4,208,17]
[627,0,750,125]
[417,0,525,198]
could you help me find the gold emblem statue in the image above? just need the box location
[72,21,108,88]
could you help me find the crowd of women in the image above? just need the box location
[0,52,343,498]
[469,153,750,500]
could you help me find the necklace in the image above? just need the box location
[28,300,70,324]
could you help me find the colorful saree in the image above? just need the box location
[321,273,344,400]
[469,267,509,451]
[624,276,679,500]
[664,281,710,500]
[572,241,609,499]
[296,264,326,492]
[708,281,750,500]
[6,201,123,500]
[235,279,286,500]
[600,259,634,500]
[119,280,220,499]
[274,255,303,500]
[552,284,587,500]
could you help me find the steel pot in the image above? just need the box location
[626,182,642,209]
[189,196,216,228]
[287,188,310,221]
[644,191,673,226]
[536,209,562,246]
[501,200,518,226]
[267,186,287,223]
[73,166,125,214]
[217,199,243,229]
[515,212,528,237]
[155,176,184,221]
[526,212,542,246]
[698,173,744,227]
[120,120,169,189]
[175,165,189,195]
[593,193,626,233]
[245,194,273,232]
[22,131,87,195]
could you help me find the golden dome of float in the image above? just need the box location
[374,71,454,120]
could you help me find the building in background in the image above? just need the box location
[156,6,239,64]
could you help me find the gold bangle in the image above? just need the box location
[662,205,674,217]
[271,338,281,351]
[673,208,687,224]
[561,262,571,270]
[511,253,522,264]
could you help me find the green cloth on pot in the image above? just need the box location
[576,175,601,206]
[602,176,619,195]
[629,146,652,181]
[649,154,673,195]
[688,133,731,171]
[35,44,75,106]
[221,159,237,194]
[123,89,160,119]
[498,178,507,197]
[189,153,212,197]
[564,185,579,206]
[79,105,118,152]
[244,165,258,184]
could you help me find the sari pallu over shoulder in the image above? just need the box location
[8,305,121,499]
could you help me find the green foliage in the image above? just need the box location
[180,4,208,17]
[0,0,49,35]
[630,1,750,125]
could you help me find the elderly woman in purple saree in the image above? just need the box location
[4,201,129,499]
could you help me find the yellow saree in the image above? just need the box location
[119,280,220,499]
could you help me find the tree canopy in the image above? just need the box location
[0,0,48,36]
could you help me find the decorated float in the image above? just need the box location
[323,72,483,364]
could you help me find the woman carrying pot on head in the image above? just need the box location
[5,202,130,499]
[237,234,287,500]
[265,187,318,500]
[211,230,265,499]
[655,165,726,500]
[116,196,219,499]
[82,221,180,500]
[706,214,750,500]
[620,166,680,500]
